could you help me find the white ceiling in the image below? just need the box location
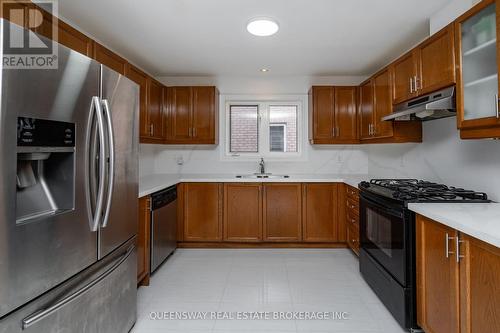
[58,0,451,77]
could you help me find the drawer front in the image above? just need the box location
[346,197,359,214]
[346,209,359,228]
[346,186,359,200]
[347,223,360,256]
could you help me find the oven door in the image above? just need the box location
[359,192,409,286]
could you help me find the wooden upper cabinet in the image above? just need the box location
[309,86,335,143]
[392,25,455,105]
[93,43,127,75]
[7,3,93,57]
[417,24,456,95]
[334,87,358,143]
[309,86,358,144]
[57,20,93,57]
[460,234,500,333]
[146,78,166,141]
[125,64,149,140]
[192,86,218,144]
[263,183,302,242]
[1,1,28,27]
[416,215,460,333]
[223,183,262,242]
[455,0,500,139]
[183,183,222,242]
[373,69,394,138]
[167,86,192,141]
[361,68,421,143]
[391,51,418,104]
[137,196,151,285]
[302,183,339,242]
[166,86,219,144]
[359,80,374,140]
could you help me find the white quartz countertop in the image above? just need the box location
[139,173,367,198]
[408,203,500,248]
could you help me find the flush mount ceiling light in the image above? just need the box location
[247,18,279,37]
[260,68,269,72]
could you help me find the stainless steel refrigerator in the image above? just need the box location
[0,19,139,332]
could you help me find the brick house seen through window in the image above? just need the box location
[228,102,300,156]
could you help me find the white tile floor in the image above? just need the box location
[132,249,407,333]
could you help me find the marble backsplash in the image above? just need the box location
[367,117,500,202]
[140,144,369,176]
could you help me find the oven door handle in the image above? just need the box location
[360,195,404,218]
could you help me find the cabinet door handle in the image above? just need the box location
[188,127,192,137]
[409,77,414,94]
[496,94,499,119]
[414,76,420,92]
[455,236,465,263]
[193,127,196,137]
[445,233,454,258]
[149,123,154,136]
[336,127,340,137]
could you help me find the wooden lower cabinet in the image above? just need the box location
[417,215,460,333]
[183,183,222,241]
[344,185,359,255]
[347,224,359,256]
[137,196,151,286]
[263,183,302,242]
[177,182,352,247]
[460,234,500,333]
[302,183,339,242]
[223,183,262,242]
[417,214,500,333]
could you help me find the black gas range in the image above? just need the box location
[357,179,489,332]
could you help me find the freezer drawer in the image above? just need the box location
[0,238,137,333]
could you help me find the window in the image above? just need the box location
[229,105,258,153]
[226,100,301,158]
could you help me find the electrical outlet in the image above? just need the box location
[176,156,184,165]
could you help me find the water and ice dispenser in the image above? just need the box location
[16,117,76,223]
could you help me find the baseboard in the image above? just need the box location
[177,242,349,249]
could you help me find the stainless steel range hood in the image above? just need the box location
[382,86,456,121]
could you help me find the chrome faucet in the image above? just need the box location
[259,158,265,174]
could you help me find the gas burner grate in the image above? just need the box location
[367,179,489,202]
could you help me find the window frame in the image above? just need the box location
[222,95,305,161]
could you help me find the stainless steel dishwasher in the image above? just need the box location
[150,185,177,273]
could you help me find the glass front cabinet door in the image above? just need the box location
[456,0,500,138]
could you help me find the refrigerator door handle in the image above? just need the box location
[85,96,107,232]
[21,245,134,330]
[101,99,115,228]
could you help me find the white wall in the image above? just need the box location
[139,75,369,177]
[430,0,481,34]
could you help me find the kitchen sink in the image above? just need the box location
[235,174,290,179]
